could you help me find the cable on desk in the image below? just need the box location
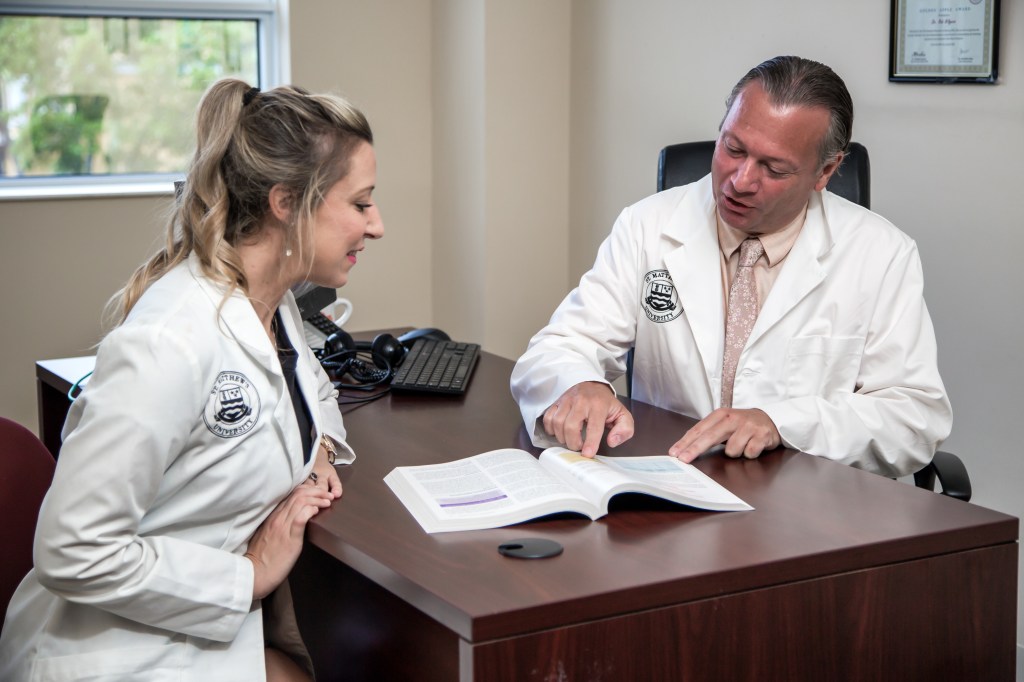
[336,388,391,408]
[67,371,93,402]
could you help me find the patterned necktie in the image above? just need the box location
[721,237,764,409]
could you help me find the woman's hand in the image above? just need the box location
[305,443,343,499]
[245,484,333,600]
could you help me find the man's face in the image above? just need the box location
[711,82,841,235]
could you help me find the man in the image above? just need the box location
[510,56,951,478]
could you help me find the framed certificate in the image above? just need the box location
[890,0,1000,83]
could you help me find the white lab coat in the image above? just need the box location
[511,175,951,478]
[0,255,354,681]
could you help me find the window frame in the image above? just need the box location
[0,0,290,201]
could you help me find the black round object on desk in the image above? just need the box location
[497,538,563,559]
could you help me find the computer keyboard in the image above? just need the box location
[391,338,480,394]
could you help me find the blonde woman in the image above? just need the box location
[0,78,382,681]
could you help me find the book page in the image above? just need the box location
[539,448,638,506]
[596,455,753,510]
[540,449,751,512]
[385,449,595,532]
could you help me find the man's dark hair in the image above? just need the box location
[723,56,853,170]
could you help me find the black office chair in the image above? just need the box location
[626,140,970,501]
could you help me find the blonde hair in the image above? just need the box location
[106,78,372,327]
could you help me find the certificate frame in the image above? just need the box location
[889,0,1000,83]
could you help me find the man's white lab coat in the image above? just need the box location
[511,176,951,477]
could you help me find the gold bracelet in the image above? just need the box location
[320,434,338,465]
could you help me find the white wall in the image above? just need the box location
[568,0,1023,646]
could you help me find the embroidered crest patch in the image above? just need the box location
[641,270,682,323]
[203,371,260,438]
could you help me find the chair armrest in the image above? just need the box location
[913,450,972,502]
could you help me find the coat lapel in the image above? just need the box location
[746,191,833,348]
[187,256,278,370]
[277,292,326,460]
[187,257,308,477]
[660,184,837,390]
[663,176,726,385]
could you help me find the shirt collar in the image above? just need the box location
[716,203,808,268]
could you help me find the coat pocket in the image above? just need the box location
[31,642,185,681]
[784,335,865,398]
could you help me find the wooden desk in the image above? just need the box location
[35,353,1019,680]
[36,356,94,458]
[292,351,1018,681]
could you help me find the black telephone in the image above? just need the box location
[317,326,452,391]
[294,285,450,390]
[295,284,342,349]
[304,310,345,348]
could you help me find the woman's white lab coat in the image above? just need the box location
[0,255,353,681]
[510,176,951,478]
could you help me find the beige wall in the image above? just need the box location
[432,0,571,357]
[290,0,434,334]
[0,196,170,428]
[1,0,1020,646]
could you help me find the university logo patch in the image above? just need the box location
[203,371,260,438]
[641,270,682,323]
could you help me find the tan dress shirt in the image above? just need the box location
[718,205,807,317]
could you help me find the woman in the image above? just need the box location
[0,78,382,681]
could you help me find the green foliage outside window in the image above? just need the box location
[0,13,259,178]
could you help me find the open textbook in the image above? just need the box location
[384,447,753,534]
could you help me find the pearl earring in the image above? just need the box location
[285,248,293,257]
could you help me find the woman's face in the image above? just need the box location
[308,140,383,288]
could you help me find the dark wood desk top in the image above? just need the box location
[311,351,1018,644]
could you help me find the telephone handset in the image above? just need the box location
[295,286,353,350]
[304,312,344,348]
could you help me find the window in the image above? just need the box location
[0,1,289,199]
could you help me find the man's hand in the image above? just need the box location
[542,381,635,457]
[669,408,781,463]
